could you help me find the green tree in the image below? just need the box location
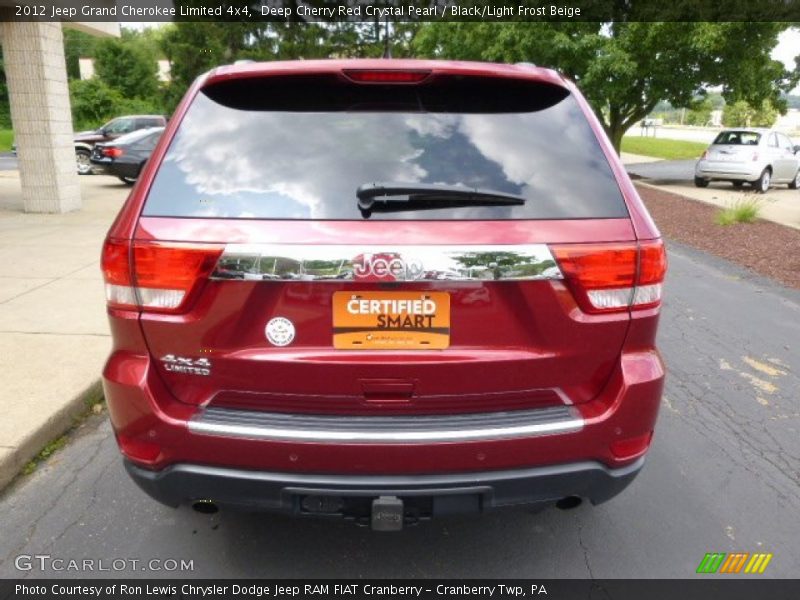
[723,99,779,127]
[93,37,159,100]
[412,22,797,152]
[752,99,779,127]
[685,98,714,126]
[122,27,166,62]
[62,29,99,81]
[157,20,417,112]
[159,23,230,110]
[68,78,124,130]
[723,100,753,127]
[162,22,332,110]
[0,50,9,129]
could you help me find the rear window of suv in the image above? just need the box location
[143,74,628,221]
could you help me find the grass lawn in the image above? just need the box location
[0,129,13,153]
[621,136,708,160]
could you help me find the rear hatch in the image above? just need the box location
[706,130,762,164]
[126,69,654,415]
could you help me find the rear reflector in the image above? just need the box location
[101,239,223,313]
[343,69,431,84]
[116,433,161,464]
[551,240,666,313]
[610,431,653,459]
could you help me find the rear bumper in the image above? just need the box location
[695,161,762,180]
[103,313,664,507]
[90,158,136,178]
[89,157,111,174]
[125,456,645,516]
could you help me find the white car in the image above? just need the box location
[695,128,800,192]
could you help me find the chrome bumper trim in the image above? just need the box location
[189,406,583,443]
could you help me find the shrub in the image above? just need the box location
[117,96,163,116]
[722,99,778,128]
[715,199,762,225]
[93,37,159,100]
[69,78,124,131]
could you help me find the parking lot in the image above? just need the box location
[0,153,17,172]
[626,158,800,231]
[0,193,797,576]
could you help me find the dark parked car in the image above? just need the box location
[90,127,163,185]
[75,115,166,175]
[101,59,666,530]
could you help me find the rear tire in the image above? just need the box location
[119,161,146,186]
[789,170,800,189]
[75,149,92,175]
[694,177,709,188]
[754,169,771,193]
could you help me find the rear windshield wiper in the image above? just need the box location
[356,183,526,218]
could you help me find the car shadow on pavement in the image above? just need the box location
[88,177,132,189]
[196,504,593,578]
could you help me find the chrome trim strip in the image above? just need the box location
[210,243,562,282]
[188,408,583,444]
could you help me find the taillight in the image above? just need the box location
[101,239,223,313]
[634,240,668,309]
[701,150,708,159]
[101,239,136,309]
[116,433,161,464]
[343,69,431,84]
[610,431,653,459]
[102,147,124,158]
[551,240,667,313]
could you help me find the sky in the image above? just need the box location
[773,28,800,73]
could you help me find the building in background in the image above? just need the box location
[79,57,171,82]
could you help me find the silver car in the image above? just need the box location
[694,128,800,192]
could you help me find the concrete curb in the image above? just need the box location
[0,379,103,492]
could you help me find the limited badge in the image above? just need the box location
[265,317,295,347]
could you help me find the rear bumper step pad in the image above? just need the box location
[188,405,583,443]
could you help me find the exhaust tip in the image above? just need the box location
[556,496,583,510]
[191,499,219,514]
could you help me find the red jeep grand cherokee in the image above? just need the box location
[101,59,666,530]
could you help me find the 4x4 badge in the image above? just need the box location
[161,355,211,376]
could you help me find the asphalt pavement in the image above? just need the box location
[626,159,696,183]
[0,153,18,171]
[0,242,798,578]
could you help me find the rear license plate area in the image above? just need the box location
[332,291,450,350]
